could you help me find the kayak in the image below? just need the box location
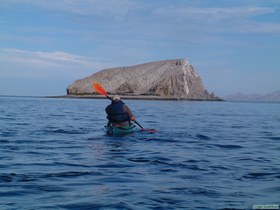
[105,124,136,135]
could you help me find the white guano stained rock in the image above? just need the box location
[67,58,220,100]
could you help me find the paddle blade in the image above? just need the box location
[145,128,157,133]
[93,81,108,96]
[140,128,157,133]
[135,121,157,133]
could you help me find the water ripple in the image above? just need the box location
[0,97,279,210]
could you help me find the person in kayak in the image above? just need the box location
[105,95,136,127]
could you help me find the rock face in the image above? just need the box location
[67,58,220,100]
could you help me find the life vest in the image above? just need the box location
[106,100,130,123]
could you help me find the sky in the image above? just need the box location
[0,0,280,96]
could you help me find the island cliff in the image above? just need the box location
[67,58,220,100]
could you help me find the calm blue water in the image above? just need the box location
[0,96,279,210]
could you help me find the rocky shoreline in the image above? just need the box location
[48,94,223,101]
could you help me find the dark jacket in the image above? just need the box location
[105,100,133,124]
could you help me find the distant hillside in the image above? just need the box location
[223,91,280,102]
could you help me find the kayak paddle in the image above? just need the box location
[134,121,157,133]
[92,81,157,133]
[92,81,112,101]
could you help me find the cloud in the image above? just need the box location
[231,21,280,34]
[0,48,111,80]
[16,0,275,22]
[153,5,279,34]
[4,0,137,18]
[154,4,276,20]
[3,0,279,50]
[0,48,104,68]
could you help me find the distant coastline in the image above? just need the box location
[222,91,280,102]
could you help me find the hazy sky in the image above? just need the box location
[1,0,279,96]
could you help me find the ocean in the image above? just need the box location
[0,96,279,210]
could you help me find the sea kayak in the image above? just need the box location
[105,124,136,135]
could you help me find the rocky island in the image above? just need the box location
[67,58,221,101]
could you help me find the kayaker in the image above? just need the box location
[105,95,136,126]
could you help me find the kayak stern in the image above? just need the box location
[105,124,136,135]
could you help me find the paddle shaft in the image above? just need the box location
[134,120,144,130]
[106,95,113,101]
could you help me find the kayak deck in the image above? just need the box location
[105,124,136,135]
